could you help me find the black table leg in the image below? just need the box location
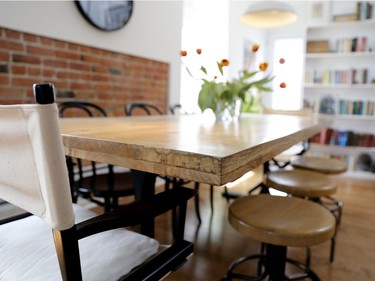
[131,169,157,237]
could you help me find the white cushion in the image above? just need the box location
[0,204,159,281]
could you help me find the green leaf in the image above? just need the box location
[200,66,207,75]
[241,70,258,80]
[198,82,217,111]
[217,62,223,76]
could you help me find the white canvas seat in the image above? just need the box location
[0,204,158,281]
[0,83,194,280]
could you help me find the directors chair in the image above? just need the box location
[0,84,194,280]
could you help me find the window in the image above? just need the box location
[180,0,228,113]
[272,38,304,110]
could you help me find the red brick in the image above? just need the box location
[51,81,69,90]
[44,59,67,68]
[0,51,9,61]
[0,86,22,96]
[81,54,102,64]
[5,29,20,40]
[0,75,9,84]
[27,45,55,57]
[23,33,38,43]
[42,69,55,78]
[11,65,26,75]
[69,62,91,72]
[98,92,113,99]
[12,77,39,87]
[56,71,69,79]
[56,50,80,60]
[13,54,41,64]
[67,43,79,51]
[0,40,24,52]
[27,67,41,76]
[55,40,66,48]
[92,66,108,73]
[40,37,53,46]
[71,82,92,90]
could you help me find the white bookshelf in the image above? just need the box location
[304,3,375,179]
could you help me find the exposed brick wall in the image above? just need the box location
[0,27,169,116]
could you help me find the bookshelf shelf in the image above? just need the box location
[308,19,375,30]
[304,83,375,89]
[306,52,375,59]
[310,143,375,155]
[317,114,375,120]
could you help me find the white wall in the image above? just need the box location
[0,0,183,105]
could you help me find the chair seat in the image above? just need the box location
[0,204,159,281]
[291,156,348,174]
[229,194,336,247]
[266,169,337,198]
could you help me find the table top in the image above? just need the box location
[60,113,329,186]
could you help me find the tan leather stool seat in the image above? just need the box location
[229,195,336,247]
[291,156,348,175]
[266,169,337,198]
[222,194,336,280]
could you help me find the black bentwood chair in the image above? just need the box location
[59,101,135,212]
[0,84,194,280]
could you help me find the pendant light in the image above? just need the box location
[240,1,298,28]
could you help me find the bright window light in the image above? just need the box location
[272,38,304,110]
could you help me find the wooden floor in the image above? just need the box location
[156,176,375,281]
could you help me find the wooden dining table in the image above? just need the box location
[60,113,330,235]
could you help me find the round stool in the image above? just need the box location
[222,194,336,281]
[290,156,345,225]
[291,156,348,175]
[265,169,337,198]
[265,169,339,263]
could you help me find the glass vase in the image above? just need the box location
[214,99,242,122]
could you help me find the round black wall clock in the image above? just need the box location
[75,1,133,31]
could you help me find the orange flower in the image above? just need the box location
[196,48,202,55]
[280,82,286,88]
[252,44,260,52]
[219,59,230,67]
[180,50,187,57]
[259,62,268,71]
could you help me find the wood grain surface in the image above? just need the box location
[60,114,329,186]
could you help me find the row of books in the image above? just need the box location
[310,128,375,147]
[357,1,373,20]
[336,37,368,53]
[332,2,373,22]
[338,99,375,115]
[305,68,368,85]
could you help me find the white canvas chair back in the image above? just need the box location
[0,103,74,230]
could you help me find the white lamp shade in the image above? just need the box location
[240,1,298,28]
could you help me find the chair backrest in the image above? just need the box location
[58,101,111,187]
[125,102,163,116]
[58,101,108,118]
[0,86,74,230]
